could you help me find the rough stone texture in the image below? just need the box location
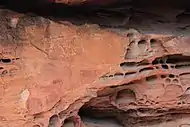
[1,3,190,127]
[0,8,126,127]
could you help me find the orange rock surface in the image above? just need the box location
[1,6,190,127]
[0,10,126,126]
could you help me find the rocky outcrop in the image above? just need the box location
[1,1,190,127]
[27,25,190,127]
[0,8,126,127]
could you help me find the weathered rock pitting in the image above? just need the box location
[0,1,190,127]
[42,31,190,127]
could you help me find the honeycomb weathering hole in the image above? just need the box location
[78,94,123,127]
[1,58,12,63]
[48,115,59,127]
[138,40,147,53]
[161,64,169,69]
[139,67,154,75]
[62,119,74,127]
[146,75,157,82]
[78,107,123,127]
[33,125,40,127]
[163,85,183,99]
[116,89,136,105]
[184,87,190,95]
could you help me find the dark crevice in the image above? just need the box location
[139,67,154,73]
[169,74,175,78]
[152,55,190,65]
[161,64,169,69]
[62,118,74,127]
[0,0,131,22]
[78,90,190,126]
[1,59,12,63]
[78,106,123,127]
[0,0,190,35]
[146,75,157,82]
[48,115,59,127]
[167,55,190,63]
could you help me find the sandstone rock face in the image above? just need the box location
[0,9,126,127]
[1,4,190,127]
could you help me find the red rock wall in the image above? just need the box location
[0,10,126,126]
[1,3,190,127]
